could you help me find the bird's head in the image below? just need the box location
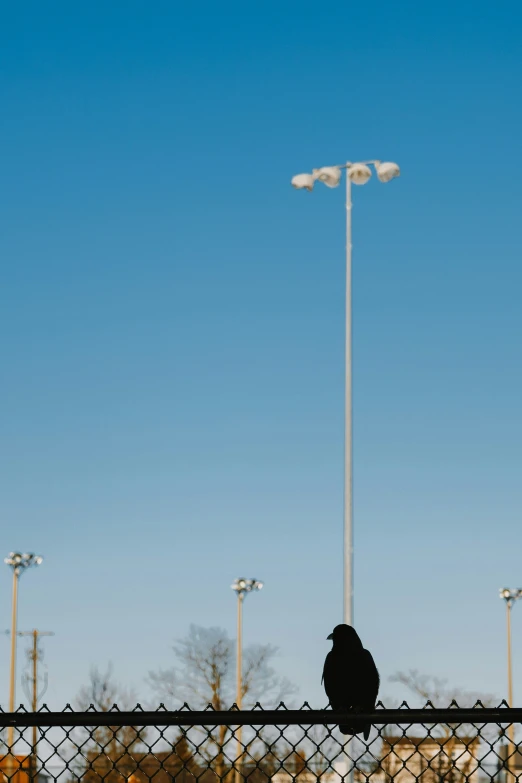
[327,624,363,647]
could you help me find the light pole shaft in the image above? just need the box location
[235,594,244,783]
[32,630,38,781]
[507,602,513,707]
[507,602,515,755]
[8,570,19,750]
[236,594,243,708]
[344,172,353,627]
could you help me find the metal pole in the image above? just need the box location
[8,569,19,752]
[344,173,355,783]
[236,592,243,709]
[344,171,353,628]
[32,630,38,783]
[235,593,244,783]
[507,601,515,778]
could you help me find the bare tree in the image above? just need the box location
[146,625,296,780]
[76,663,119,710]
[70,664,147,783]
[390,669,498,738]
[147,625,294,708]
[379,670,500,783]
[390,670,497,709]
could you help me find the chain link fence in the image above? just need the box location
[0,705,520,783]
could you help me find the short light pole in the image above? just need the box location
[500,587,522,777]
[292,160,400,627]
[231,578,263,783]
[4,553,43,756]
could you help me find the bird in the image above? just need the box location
[322,624,379,741]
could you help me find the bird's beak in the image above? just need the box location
[327,633,333,640]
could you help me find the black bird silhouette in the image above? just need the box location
[322,624,379,740]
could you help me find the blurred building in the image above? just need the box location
[0,755,31,783]
[363,735,481,783]
[0,756,50,783]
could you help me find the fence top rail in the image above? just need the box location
[0,708,521,728]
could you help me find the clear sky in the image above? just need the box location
[1,0,522,711]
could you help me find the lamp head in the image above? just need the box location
[291,173,314,192]
[4,552,43,574]
[313,166,342,188]
[500,587,522,607]
[375,161,401,183]
[231,577,264,597]
[347,163,372,185]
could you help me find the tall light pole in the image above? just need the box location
[231,578,263,783]
[4,553,43,754]
[292,160,400,626]
[500,588,522,775]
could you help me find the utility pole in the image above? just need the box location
[19,629,54,783]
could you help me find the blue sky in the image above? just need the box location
[1,0,522,711]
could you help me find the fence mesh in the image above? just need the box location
[0,705,520,783]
